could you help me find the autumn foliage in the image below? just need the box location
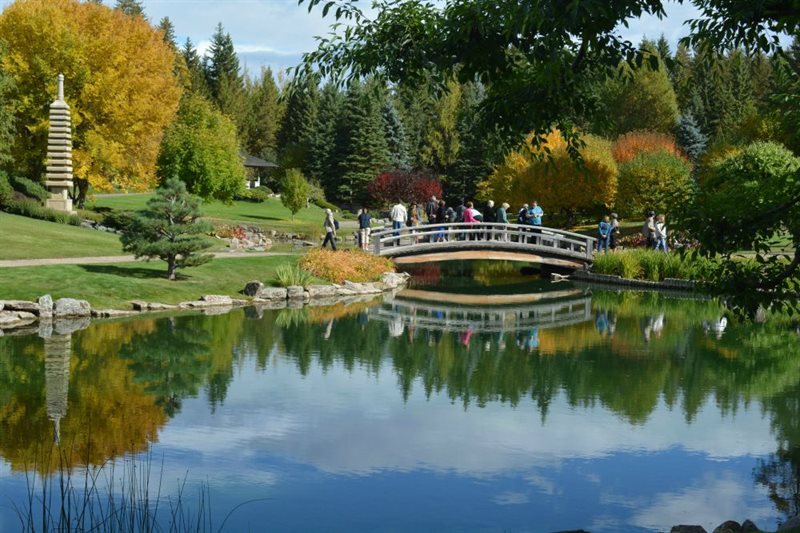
[368,171,443,208]
[612,131,687,164]
[478,131,617,220]
[0,0,181,193]
[299,248,395,284]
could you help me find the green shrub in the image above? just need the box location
[247,188,270,202]
[5,198,81,225]
[272,264,314,288]
[77,209,104,224]
[0,172,12,207]
[10,176,49,202]
[257,185,273,195]
[102,210,136,231]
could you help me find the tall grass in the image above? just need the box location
[592,249,718,282]
[272,264,314,288]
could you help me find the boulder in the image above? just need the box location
[713,521,742,533]
[53,298,91,317]
[243,280,264,297]
[671,527,707,533]
[306,285,337,298]
[38,295,53,318]
[380,272,410,290]
[0,300,42,315]
[286,286,306,300]
[254,287,288,300]
[200,295,233,306]
[0,311,37,329]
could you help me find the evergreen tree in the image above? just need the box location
[114,0,144,17]
[676,112,708,165]
[309,82,343,195]
[420,79,462,181]
[335,79,390,206]
[277,73,319,174]
[157,17,177,49]
[205,23,241,103]
[244,67,282,162]
[382,95,410,171]
[396,79,435,170]
[672,43,693,111]
[120,177,213,281]
[0,61,15,170]
[453,81,493,202]
[181,38,209,96]
[656,34,672,65]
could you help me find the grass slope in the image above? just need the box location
[91,194,330,236]
[0,255,298,309]
[0,212,122,260]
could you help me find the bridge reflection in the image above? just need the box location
[370,288,593,336]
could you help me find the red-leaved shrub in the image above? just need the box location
[368,171,443,208]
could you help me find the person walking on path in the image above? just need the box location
[358,207,372,251]
[390,200,407,246]
[597,215,612,253]
[322,208,337,250]
[654,214,668,252]
[642,210,656,249]
[609,213,620,250]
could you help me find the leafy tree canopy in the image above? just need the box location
[157,94,245,203]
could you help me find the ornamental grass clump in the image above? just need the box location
[272,264,314,288]
[300,248,395,284]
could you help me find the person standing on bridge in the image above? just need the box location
[390,200,407,247]
[436,199,448,242]
[483,200,497,240]
[526,201,544,243]
[426,196,438,223]
[497,202,510,241]
[358,207,371,251]
[463,201,481,240]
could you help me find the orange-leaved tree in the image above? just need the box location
[0,0,182,204]
[478,131,617,226]
[611,131,685,165]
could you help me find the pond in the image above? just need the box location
[1,262,799,532]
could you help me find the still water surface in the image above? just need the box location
[1,264,799,532]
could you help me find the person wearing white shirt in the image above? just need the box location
[390,201,407,246]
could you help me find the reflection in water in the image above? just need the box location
[44,334,70,445]
[0,287,799,531]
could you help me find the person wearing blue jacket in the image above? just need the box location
[598,215,612,253]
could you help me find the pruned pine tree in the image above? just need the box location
[120,177,213,281]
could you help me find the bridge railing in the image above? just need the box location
[370,222,596,262]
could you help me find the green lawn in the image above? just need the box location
[91,194,333,237]
[0,212,122,260]
[0,255,298,309]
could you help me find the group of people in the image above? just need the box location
[596,210,669,253]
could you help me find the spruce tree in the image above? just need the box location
[114,0,145,17]
[244,67,282,162]
[205,23,241,104]
[335,79,390,206]
[382,95,410,170]
[309,82,343,195]
[157,17,177,49]
[120,177,213,281]
[453,81,493,201]
[277,73,319,174]
[181,38,209,96]
[676,112,708,165]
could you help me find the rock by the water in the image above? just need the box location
[0,300,42,315]
[38,295,53,318]
[130,301,176,312]
[713,521,742,533]
[380,272,410,289]
[243,280,264,297]
[53,298,91,317]
[91,309,138,318]
[671,527,707,533]
[200,295,233,306]
[286,286,306,300]
[253,287,288,300]
[0,311,37,329]
[306,285,337,298]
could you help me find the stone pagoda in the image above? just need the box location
[44,334,71,446]
[44,74,74,212]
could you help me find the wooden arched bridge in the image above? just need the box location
[370,223,596,268]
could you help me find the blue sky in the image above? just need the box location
[0,0,703,75]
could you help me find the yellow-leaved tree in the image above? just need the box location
[0,0,182,204]
[478,131,617,225]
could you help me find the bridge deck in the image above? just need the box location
[370,223,595,267]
